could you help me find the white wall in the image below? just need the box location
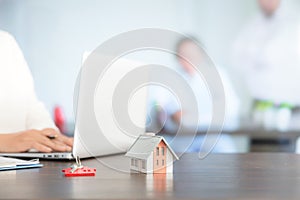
[0,0,262,122]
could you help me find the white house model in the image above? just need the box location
[125,133,179,174]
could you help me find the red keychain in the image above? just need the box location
[62,156,96,177]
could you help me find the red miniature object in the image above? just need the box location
[62,166,96,177]
[54,105,66,133]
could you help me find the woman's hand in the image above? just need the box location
[0,128,73,153]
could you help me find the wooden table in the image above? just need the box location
[1,153,300,199]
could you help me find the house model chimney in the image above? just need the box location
[143,132,156,137]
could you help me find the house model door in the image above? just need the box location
[153,141,167,173]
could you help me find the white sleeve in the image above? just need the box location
[147,85,180,132]
[8,34,58,131]
[219,68,241,129]
[157,87,180,116]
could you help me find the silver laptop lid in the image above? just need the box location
[73,54,148,158]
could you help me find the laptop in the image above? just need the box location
[0,55,148,160]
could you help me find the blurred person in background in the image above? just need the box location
[0,31,73,153]
[232,0,300,130]
[150,36,240,153]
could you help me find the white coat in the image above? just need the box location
[232,4,300,105]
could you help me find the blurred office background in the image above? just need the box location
[1,0,300,152]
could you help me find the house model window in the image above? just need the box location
[131,158,134,166]
[142,160,146,169]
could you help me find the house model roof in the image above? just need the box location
[125,134,179,160]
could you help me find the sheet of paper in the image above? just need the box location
[0,156,43,171]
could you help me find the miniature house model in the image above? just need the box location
[125,133,179,174]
